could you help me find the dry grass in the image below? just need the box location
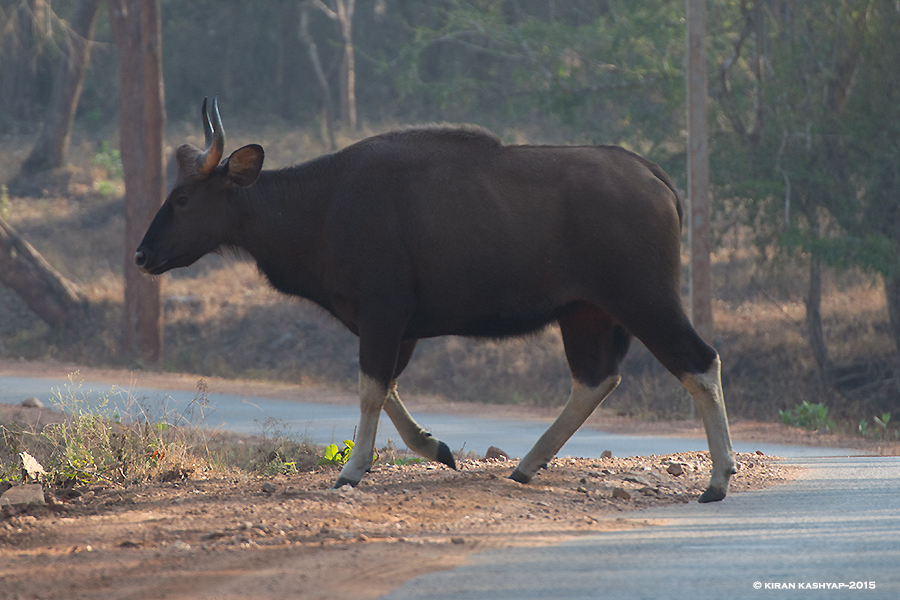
[0,127,896,431]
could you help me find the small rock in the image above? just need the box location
[21,397,43,408]
[666,463,685,476]
[611,487,631,500]
[755,450,765,456]
[0,484,45,507]
[485,446,510,460]
[450,536,465,544]
[576,486,589,494]
[600,450,613,459]
[119,539,143,548]
[623,474,651,486]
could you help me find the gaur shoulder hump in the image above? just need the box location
[353,124,503,150]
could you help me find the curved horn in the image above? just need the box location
[201,97,213,147]
[197,96,224,176]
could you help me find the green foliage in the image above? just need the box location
[318,439,355,467]
[859,412,897,440]
[91,141,123,180]
[779,401,835,432]
[0,184,9,219]
[710,0,900,278]
[391,0,685,154]
[95,180,117,197]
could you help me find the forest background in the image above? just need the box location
[0,0,898,433]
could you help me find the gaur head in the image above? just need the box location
[134,97,265,275]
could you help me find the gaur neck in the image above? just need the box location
[230,157,338,303]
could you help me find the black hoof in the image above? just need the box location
[436,441,457,470]
[698,486,727,503]
[509,468,531,484]
[333,476,358,489]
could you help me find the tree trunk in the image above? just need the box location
[108,0,165,365]
[337,0,356,131]
[806,252,833,374]
[886,275,900,356]
[300,4,336,149]
[0,0,41,133]
[0,218,87,328]
[19,0,100,175]
[309,0,356,131]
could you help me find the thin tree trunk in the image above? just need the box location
[309,0,356,131]
[806,252,833,374]
[108,0,165,365]
[0,218,87,328]
[300,4,336,149]
[20,0,100,174]
[886,275,900,356]
[337,0,356,131]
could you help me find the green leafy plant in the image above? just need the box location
[859,412,893,439]
[779,401,835,432]
[318,439,355,466]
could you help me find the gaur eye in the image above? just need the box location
[172,195,189,209]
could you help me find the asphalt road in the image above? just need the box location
[0,375,859,459]
[382,456,900,600]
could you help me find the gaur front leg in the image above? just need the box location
[334,309,408,488]
[335,372,389,488]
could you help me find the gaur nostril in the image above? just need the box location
[134,249,147,267]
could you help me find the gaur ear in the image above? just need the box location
[225,144,264,187]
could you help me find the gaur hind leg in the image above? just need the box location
[511,303,631,484]
[623,303,736,503]
[382,340,456,469]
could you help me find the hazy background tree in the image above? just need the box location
[708,0,900,388]
[19,0,100,174]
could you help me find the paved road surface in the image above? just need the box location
[0,375,859,459]
[382,456,900,599]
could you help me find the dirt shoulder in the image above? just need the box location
[2,452,794,600]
